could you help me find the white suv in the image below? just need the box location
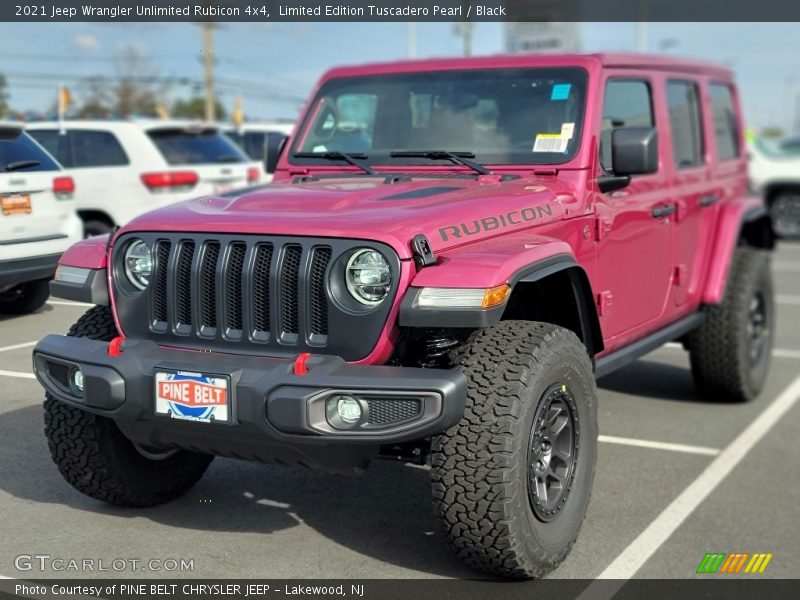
[747,136,800,238]
[27,120,262,237]
[1,123,81,314]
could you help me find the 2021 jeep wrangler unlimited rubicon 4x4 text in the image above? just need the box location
[33,54,774,578]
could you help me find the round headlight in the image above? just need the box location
[124,240,153,290]
[345,249,391,306]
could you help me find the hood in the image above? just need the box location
[122,175,577,260]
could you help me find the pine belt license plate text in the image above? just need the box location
[154,370,230,424]
[212,182,236,194]
[1,194,32,216]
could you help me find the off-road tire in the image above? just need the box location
[0,279,50,315]
[688,246,774,402]
[431,321,598,579]
[44,305,214,507]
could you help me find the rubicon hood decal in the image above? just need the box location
[439,205,555,242]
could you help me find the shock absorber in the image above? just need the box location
[415,329,463,368]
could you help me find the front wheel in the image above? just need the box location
[44,305,213,507]
[431,321,598,579]
[769,192,800,238]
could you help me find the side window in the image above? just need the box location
[27,129,73,167]
[709,83,740,161]
[70,130,129,168]
[666,80,704,168]
[601,79,654,173]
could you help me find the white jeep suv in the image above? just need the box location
[27,120,262,237]
[0,123,81,314]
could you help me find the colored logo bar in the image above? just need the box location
[696,552,773,574]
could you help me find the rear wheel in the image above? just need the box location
[0,279,50,315]
[44,305,213,507]
[431,321,597,578]
[688,247,774,402]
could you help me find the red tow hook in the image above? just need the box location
[293,352,312,376]
[108,336,126,357]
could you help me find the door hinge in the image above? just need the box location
[595,217,611,242]
[596,291,613,316]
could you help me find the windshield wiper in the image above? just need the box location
[389,151,492,175]
[4,160,40,172]
[294,151,375,175]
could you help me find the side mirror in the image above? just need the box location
[598,127,658,193]
[264,133,289,175]
[612,127,658,176]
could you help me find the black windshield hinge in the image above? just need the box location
[411,234,437,269]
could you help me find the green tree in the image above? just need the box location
[172,96,227,121]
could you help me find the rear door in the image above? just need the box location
[145,126,256,194]
[0,130,66,245]
[594,75,674,344]
[664,78,720,309]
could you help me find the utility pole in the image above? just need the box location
[407,22,416,59]
[202,20,215,122]
[454,22,473,56]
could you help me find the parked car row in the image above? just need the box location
[747,135,800,237]
[0,119,293,314]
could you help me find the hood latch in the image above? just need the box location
[411,234,437,269]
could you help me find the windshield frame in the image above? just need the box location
[288,66,589,170]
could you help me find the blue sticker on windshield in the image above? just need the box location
[551,84,571,101]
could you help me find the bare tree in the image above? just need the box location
[112,45,171,117]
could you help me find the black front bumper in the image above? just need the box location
[32,335,466,474]
[0,254,59,288]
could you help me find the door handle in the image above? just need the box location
[699,194,719,207]
[651,204,677,219]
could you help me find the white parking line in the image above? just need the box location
[581,375,800,591]
[598,435,720,456]
[0,341,37,353]
[0,370,35,380]
[777,294,800,306]
[47,300,93,307]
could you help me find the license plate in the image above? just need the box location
[1,194,31,216]
[154,370,230,424]
[213,183,235,194]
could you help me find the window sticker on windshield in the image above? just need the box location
[312,144,327,152]
[561,123,575,140]
[551,84,571,101]
[533,133,569,153]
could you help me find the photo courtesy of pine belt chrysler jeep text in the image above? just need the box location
[32,53,775,579]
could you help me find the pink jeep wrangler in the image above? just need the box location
[33,54,774,578]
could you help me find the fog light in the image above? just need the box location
[326,394,363,429]
[70,368,84,396]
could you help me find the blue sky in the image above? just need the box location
[0,22,798,130]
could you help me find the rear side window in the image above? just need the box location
[70,130,129,167]
[226,131,267,161]
[601,79,654,173]
[709,84,740,161]
[0,130,61,172]
[148,129,247,165]
[27,129,70,165]
[666,80,705,168]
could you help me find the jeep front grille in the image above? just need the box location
[112,233,399,361]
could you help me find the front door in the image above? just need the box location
[594,76,674,346]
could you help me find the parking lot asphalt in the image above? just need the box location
[0,243,798,581]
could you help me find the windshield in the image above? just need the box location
[0,130,61,172]
[148,128,248,165]
[292,67,587,167]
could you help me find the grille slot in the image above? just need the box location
[365,397,422,425]
[309,248,332,337]
[224,242,246,336]
[140,236,341,351]
[175,241,195,328]
[280,245,302,338]
[47,361,70,389]
[252,244,273,339]
[199,242,220,332]
[153,241,171,323]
